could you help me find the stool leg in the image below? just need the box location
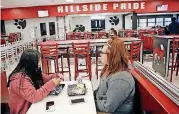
[170,53,175,82]
[74,57,78,80]
[67,53,71,81]
[61,56,64,75]
[46,60,49,75]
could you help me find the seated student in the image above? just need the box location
[94,39,135,114]
[7,49,63,114]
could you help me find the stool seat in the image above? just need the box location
[44,54,62,59]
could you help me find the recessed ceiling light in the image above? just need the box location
[66,0,74,2]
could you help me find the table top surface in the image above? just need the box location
[154,35,179,39]
[26,80,96,114]
[41,37,140,45]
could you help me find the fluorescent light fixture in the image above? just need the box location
[66,0,74,2]
[91,15,105,19]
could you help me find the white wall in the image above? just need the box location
[105,15,123,32]
[72,16,91,32]
[5,17,57,42]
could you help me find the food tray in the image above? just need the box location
[67,83,87,96]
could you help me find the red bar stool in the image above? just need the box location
[40,43,61,74]
[66,33,75,40]
[72,42,92,80]
[130,41,142,63]
[58,47,71,80]
[169,38,179,82]
[74,32,81,40]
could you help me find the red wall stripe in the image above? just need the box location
[1,0,179,20]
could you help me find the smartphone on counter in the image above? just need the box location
[70,98,86,104]
[46,101,55,112]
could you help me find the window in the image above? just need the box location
[137,15,173,28]
[40,23,47,36]
[148,18,155,27]
[156,18,163,26]
[164,17,171,26]
[139,18,147,27]
[49,22,56,35]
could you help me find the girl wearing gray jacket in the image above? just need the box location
[94,39,135,114]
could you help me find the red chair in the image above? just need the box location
[66,33,75,40]
[72,42,92,80]
[58,47,71,80]
[130,41,142,63]
[74,32,81,40]
[169,38,179,82]
[125,30,134,37]
[0,39,6,45]
[98,31,106,39]
[84,32,92,39]
[41,42,61,74]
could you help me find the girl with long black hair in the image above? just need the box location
[7,49,62,114]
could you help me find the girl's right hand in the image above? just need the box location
[52,78,61,86]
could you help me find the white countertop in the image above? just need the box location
[26,80,97,114]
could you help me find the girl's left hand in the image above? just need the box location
[56,73,64,81]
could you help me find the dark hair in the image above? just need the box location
[110,28,117,36]
[172,17,176,22]
[7,49,44,89]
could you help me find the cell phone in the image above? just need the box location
[46,101,55,112]
[70,98,85,104]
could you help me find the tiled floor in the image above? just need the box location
[5,57,179,89]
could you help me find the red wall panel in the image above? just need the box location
[1,0,179,20]
[130,69,179,114]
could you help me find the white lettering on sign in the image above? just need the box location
[57,2,146,13]
[76,5,80,12]
[113,3,119,10]
[65,6,68,12]
[133,3,139,9]
[141,2,145,9]
[70,5,74,12]
[90,4,93,11]
[121,3,126,9]
[95,4,101,11]
[58,6,63,13]
[128,3,131,9]
[103,4,107,10]
[82,5,88,11]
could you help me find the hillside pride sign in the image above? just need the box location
[58,2,146,13]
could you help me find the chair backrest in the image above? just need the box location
[1,39,6,45]
[72,42,90,55]
[66,33,75,40]
[40,42,59,58]
[130,41,142,63]
[1,71,9,103]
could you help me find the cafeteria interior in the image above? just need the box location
[1,0,179,114]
